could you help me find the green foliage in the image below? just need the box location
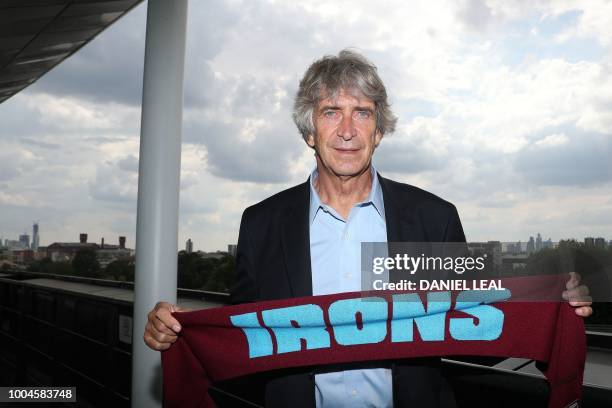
[524,243,610,277]
[30,257,73,275]
[72,249,100,278]
[177,251,235,293]
[104,259,135,281]
[202,255,235,293]
[48,261,74,275]
[28,257,52,272]
[178,251,209,288]
[27,249,236,293]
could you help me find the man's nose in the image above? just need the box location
[337,114,356,140]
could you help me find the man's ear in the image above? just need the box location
[306,133,316,148]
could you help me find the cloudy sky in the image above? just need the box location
[1,0,611,251]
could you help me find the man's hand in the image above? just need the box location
[562,272,593,317]
[143,302,192,351]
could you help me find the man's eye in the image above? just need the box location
[324,111,339,118]
[355,110,372,119]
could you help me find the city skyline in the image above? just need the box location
[1,1,611,252]
[1,221,609,254]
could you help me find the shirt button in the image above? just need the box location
[344,272,352,279]
[351,389,358,396]
[342,232,349,240]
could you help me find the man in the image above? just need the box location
[145,50,592,407]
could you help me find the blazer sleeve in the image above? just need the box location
[229,207,259,305]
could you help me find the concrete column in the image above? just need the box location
[131,1,188,407]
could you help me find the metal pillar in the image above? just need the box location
[131,1,188,407]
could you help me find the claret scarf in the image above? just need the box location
[162,284,586,408]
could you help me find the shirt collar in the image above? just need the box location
[309,165,385,225]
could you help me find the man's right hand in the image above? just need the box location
[143,302,191,351]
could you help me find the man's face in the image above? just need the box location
[306,88,382,178]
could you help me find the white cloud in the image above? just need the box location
[534,133,570,148]
[1,0,611,249]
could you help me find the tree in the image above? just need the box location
[29,257,52,273]
[203,255,235,293]
[48,261,73,275]
[176,251,236,292]
[72,248,100,278]
[177,251,212,289]
[104,259,135,281]
[29,257,73,275]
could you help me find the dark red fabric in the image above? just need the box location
[162,288,586,408]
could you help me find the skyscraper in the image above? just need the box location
[31,222,39,251]
[543,238,553,249]
[186,239,193,253]
[19,233,30,249]
[535,233,542,252]
[527,236,535,254]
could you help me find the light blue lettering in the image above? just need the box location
[449,289,509,341]
[328,297,387,346]
[391,291,451,342]
[230,312,273,358]
[261,304,330,354]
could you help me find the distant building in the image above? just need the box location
[527,236,535,254]
[46,234,132,266]
[505,241,522,255]
[31,223,40,251]
[535,233,542,252]
[186,239,193,253]
[96,236,132,268]
[5,240,22,249]
[501,253,528,270]
[11,249,34,264]
[227,244,237,257]
[595,237,606,249]
[584,237,595,247]
[468,241,502,272]
[46,239,98,262]
[19,234,30,249]
[34,246,47,261]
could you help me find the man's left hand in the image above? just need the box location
[562,272,593,317]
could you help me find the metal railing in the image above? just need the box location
[2,269,230,303]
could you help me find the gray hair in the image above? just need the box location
[293,49,397,140]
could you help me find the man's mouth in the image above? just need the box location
[334,147,360,153]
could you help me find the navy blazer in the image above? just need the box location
[228,174,465,407]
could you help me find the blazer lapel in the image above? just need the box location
[280,181,313,297]
[379,174,419,242]
[380,174,425,286]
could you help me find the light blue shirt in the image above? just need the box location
[309,166,393,408]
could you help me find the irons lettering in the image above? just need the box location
[230,289,510,358]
